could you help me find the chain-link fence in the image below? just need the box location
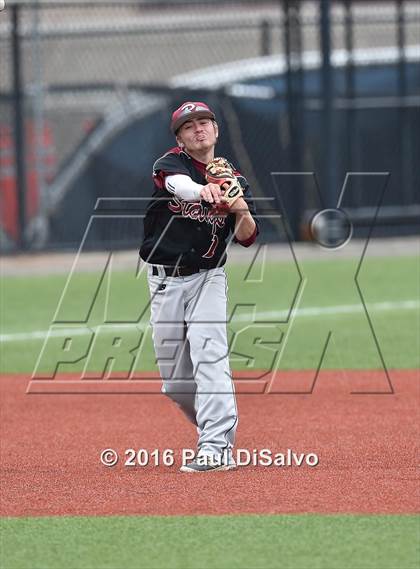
[0,0,419,251]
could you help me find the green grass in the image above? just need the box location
[1,255,419,374]
[1,515,418,569]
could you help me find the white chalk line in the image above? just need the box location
[1,300,418,343]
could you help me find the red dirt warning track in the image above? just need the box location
[1,370,418,517]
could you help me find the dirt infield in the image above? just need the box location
[1,370,418,517]
[2,236,419,276]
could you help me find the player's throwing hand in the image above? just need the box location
[200,183,224,204]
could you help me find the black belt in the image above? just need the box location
[152,266,201,277]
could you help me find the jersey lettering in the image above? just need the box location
[202,234,219,259]
[168,196,226,231]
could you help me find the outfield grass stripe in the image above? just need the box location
[1,514,419,569]
[1,299,418,343]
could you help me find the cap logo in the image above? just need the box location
[180,103,196,113]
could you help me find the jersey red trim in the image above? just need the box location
[236,224,257,248]
[153,170,191,190]
[152,147,192,190]
[153,171,165,189]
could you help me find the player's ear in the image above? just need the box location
[213,121,219,139]
[177,137,184,148]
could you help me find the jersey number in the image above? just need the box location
[202,235,218,259]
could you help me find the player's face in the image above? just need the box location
[177,118,218,153]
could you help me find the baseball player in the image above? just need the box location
[140,101,259,472]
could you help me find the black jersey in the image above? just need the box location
[139,147,259,269]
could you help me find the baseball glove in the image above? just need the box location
[205,157,243,214]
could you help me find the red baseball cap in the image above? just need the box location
[170,101,216,134]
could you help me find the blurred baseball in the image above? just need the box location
[0,1,5,12]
